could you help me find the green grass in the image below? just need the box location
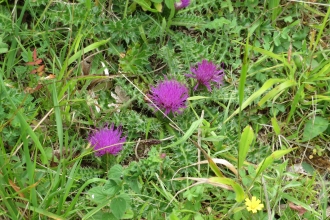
[0,0,329,219]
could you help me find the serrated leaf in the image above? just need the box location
[202,17,230,29]
[127,178,140,194]
[108,164,123,179]
[110,196,127,219]
[119,43,152,74]
[88,186,108,203]
[302,116,329,142]
[103,179,122,197]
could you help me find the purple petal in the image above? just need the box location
[186,60,224,92]
[149,79,189,115]
[175,0,190,10]
[89,124,126,156]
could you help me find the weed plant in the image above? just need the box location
[0,0,329,219]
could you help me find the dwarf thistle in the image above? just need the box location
[89,124,127,156]
[175,0,190,10]
[149,79,189,115]
[186,60,224,92]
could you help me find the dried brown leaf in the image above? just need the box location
[289,202,307,216]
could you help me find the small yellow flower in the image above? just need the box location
[312,149,317,155]
[245,196,264,213]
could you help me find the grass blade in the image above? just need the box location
[163,117,203,149]
[258,80,296,107]
[238,126,254,170]
[224,78,285,123]
[256,148,297,177]
[209,177,245,202]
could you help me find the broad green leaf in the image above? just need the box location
[122,209,134,219]
[108,164,123,179]
[256,148,297,176]
[164,0,174,9]
[103,179,122,197]
[169,211,180,220]
[194,213,204,220]
[301,162,315,175]
[85,0,91,10]
[83,199,112,220]
[88,186,108,203]
[238,126,254,169]
[134,0,158,12]
[127,178,140,194]
[0,38,9,54]
[302,116,329,142]
[208,177,245,202]
[258,80,296,107]
[0,48,8,54]
[225,78,285,123]
[208,157,224,177]
[65,178,108,216]
[154,2,162,12]
[110,196,127,219]
[127,2,137,14]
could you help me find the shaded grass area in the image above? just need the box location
[0,0,329,219]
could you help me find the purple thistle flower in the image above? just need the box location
[89,124,126,157]
[175,0,190,10]
[186,60,224,92]
[149,79,189,115]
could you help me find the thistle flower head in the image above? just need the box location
[245,196,264,213]
[89,124,126,156]
[175,0,190,10]
[149,79,189,115]
[186,60,224,92]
